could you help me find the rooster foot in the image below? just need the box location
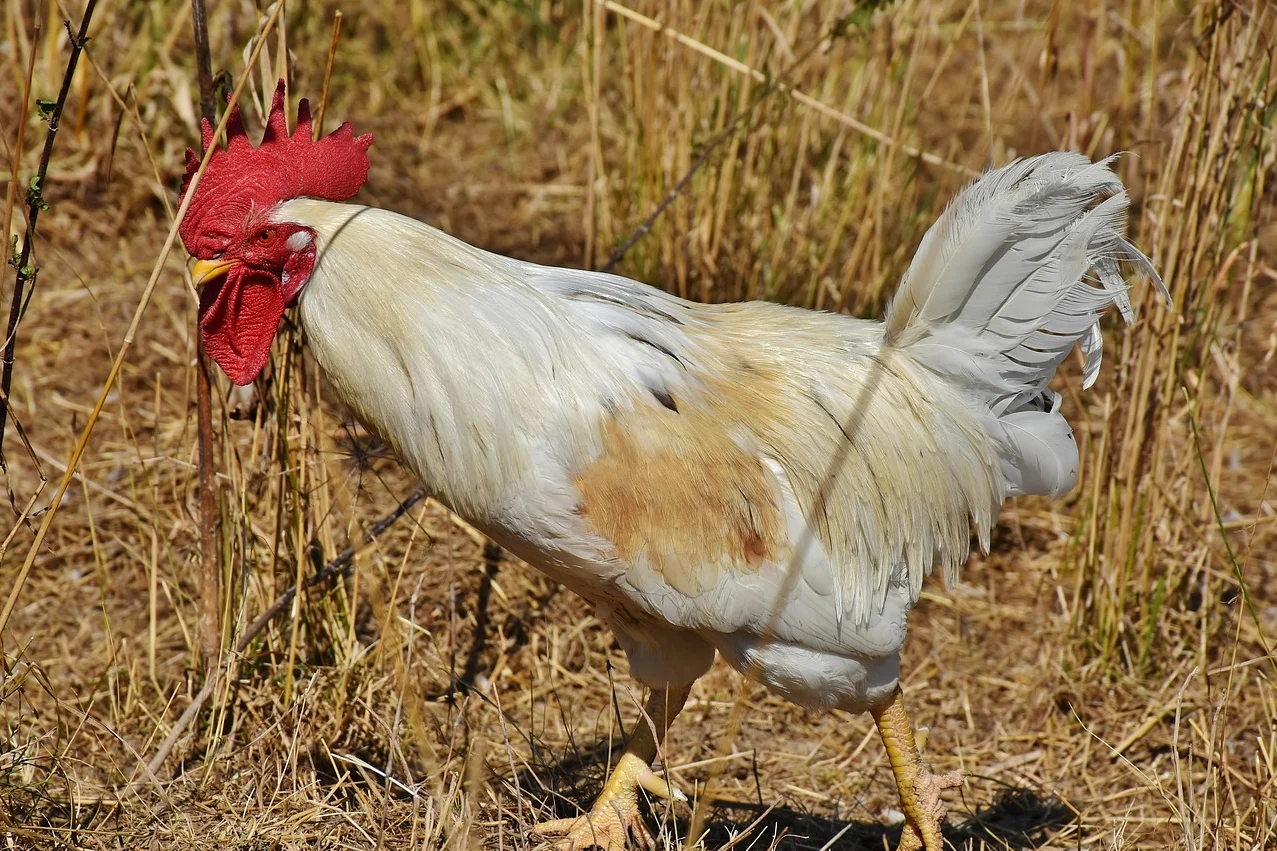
[897,766,964,851]
[533,753,682,850]
[533,803,650,851]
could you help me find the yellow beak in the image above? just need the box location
[190,258,236,289]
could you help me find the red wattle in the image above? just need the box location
[199,266,285,386]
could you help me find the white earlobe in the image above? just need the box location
[287,231,313,252]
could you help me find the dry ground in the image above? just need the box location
[2,1,1275,849]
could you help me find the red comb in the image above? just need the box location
[179,80,372,258]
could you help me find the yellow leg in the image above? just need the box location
[534,685,690,850]
[872,686,963,851]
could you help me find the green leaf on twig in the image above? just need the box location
[25,177,48,212]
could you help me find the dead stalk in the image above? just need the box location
[190,0,223,672]
[314,11,343,137]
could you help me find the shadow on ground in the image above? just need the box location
[520,749,1074,850]
[697,788,1075,850]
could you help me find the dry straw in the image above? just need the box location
[1,1,1273,849]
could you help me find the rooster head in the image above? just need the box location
[179,80,372,385]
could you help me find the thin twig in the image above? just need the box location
[0,0,98,464]
[1184,387,1277,677]
[598,0,973,184]
[190,0,222,672]
[0,15,41,522]
[242,487,427,642]
[127,486,427,792]
[1,19,38,344]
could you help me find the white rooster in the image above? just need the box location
[182,83,1165,850]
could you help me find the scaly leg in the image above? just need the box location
[534,685,691,850]
[872,686,963,851]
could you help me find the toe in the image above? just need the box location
[531,817,606,850]
[636,766,686,803]
[530,806,652,850]
[532,816,580,837]
[915,767,963,820]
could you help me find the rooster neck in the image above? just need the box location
[285,204,572,523]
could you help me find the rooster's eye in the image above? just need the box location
[257,228,276,244]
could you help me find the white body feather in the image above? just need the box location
[276,152,1162,714]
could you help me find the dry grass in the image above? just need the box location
[2,0,1275,848]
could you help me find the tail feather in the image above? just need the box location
[886,152,1168,500]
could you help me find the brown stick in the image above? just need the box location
[191,0,217,122]
[190,0,222,670]
[194,362,219,666]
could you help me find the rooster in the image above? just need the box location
[182,83,1165,851]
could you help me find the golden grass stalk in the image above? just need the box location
[2,2,1274,849]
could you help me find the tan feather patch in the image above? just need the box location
[573,392,785,597]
